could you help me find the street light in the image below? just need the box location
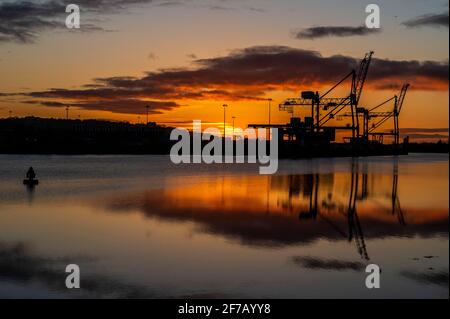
[145,105,150,125]
[232,116,236,139]
[222,104,228,136]
[267,98,273,125]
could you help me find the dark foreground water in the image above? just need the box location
[0,154,448,298]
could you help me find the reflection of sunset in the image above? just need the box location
[106,167,449,248]
[0,154,447,298]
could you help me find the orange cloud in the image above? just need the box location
[4,46,448,115]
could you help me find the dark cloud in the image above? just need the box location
[84,46,450,91]
[4,46,448,115]
[368,58,448,90]
[402,12,449,28]
[294,26,381,40]
[245,6,265,13]
[154,1,263,13]
[24,99,179,115]
[0,0,61,43]
[155,1,185,7]
[292,257,365,271]
[0,0,154,44]
[208,5,234,11]
[0,0,263,44]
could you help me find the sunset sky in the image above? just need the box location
[0,0,448,138]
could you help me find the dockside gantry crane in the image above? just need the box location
[279,51,374,142]
[342,83,409,146]
[367,84,409,146]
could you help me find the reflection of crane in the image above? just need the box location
[299,174,319,220]
[358,161,369,200]
[283,158,409,260]
[294,161,370,260]
[347,160,369,261]
[279,52,374,141]
[391,159,406,226]
[348,159,407,226]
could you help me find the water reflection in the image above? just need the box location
[0,241,156,298]
[105,158,448,256]
[292,257,365,271]
[25,184,35,205]
[0,155,447,298]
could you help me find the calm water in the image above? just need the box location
[0,154,448,298]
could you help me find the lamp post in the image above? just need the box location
[232,116,236,139]
[145,105,150,125]
[222,104,228,136]
[268,98,273,125]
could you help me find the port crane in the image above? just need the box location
[279,51,374,141]
[341,84,409,146]
[368,84,409,145]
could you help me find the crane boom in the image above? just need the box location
[397,84,409,114]
[279,97,351,110]
[367,83,409,146]
[352,51,374,106]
